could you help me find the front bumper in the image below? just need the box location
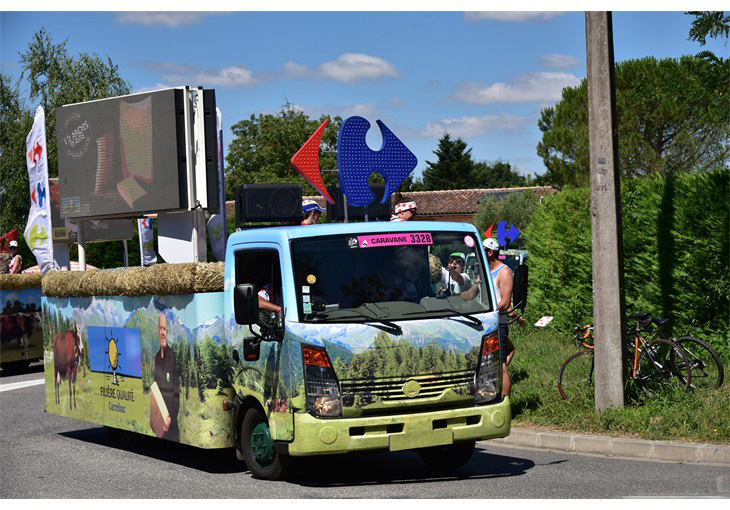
[285,397,511,456]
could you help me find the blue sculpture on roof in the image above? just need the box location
[336,116,418,208]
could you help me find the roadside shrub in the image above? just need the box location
[473,190,542,240]
[524,170,729,359]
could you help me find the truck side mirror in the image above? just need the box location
[234,284,259,325]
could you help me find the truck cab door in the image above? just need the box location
[230,245,294,441]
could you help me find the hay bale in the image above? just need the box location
[193,262,225,293]
[0,273,43,291]
[42,262,225,297]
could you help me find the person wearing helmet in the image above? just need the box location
[6,240,22,274]
[437,252,472,296]
[301,199,326,226]
[393,201,417,221]
[484,237,515,398]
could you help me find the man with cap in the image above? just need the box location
[484,237,515,398]
[392,201,417,221]
[301,199,326,226]
[5,240,23,274]
[438,252,472,296]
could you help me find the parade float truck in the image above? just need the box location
[42,219,524,480]
[1,274,44,368]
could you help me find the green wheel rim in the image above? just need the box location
[250,421,275,468]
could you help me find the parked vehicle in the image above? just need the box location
[0,280,43,369]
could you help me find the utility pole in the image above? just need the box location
[585,11,627,410]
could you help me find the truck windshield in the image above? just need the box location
[291,231,492,323]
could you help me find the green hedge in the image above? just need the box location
[524,171,729,359]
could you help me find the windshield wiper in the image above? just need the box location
[314,305,402,335]
[402,307,482,326]
[361,303,403,334]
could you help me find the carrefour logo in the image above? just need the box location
[485,221,522,248]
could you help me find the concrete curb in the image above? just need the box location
[487,427,730,466]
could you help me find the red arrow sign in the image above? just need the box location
[291,118,334,204]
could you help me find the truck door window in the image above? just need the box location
[234,249,282,321]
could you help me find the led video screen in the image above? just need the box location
[56,89,187,219]
[48,178,133,243]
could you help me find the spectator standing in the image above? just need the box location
[484,238,514,398]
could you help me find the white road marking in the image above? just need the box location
[0,378,45,393]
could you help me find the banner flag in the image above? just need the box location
[0,228,19,252]
[23,106,58,274]
[207,107,227,262]
[137,218,157,266]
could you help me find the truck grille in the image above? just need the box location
[340,370,474,401]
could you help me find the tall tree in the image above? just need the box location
[537,56,730,187]
[687,11,729,49]
[420,135,526,190]
[1,29,131,255]
[421,134,477,190]
[472,160,527,189]
[226,101,342,198]
[0,72,33,257]
[18,28,131,180]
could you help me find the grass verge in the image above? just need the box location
[508,324,730,444]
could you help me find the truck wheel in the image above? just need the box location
[240,407,289,480]
[417,441,475,471]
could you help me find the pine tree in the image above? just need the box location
[421,134,477,190]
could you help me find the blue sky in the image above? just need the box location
[1,9,726,179]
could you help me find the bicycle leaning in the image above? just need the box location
[643,315,724,390]
[557,312,693,401]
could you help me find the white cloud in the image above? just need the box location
[137,53,397,89]
[387,97,405,108]
[193,66,257,87]
[419,113,527,138]
[133,83,174,94]
[319,53,399,82]
[286,53,399,83]
[452,72,581,104]
[116,12,207,27]
[298,102,378,119]
[539,53,582,69]
[282,61,309,76]
[465,12,566,22]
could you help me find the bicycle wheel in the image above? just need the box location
[672,337,724,390]
[636,339,691,395]
[558,350,595,401]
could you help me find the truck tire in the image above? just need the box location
[240,407,290,480]
[417,441,475,471]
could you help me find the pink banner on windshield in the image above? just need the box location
[357,232,433,248]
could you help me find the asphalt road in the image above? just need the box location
[1,363,728,499]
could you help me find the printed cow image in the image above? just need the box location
[53,327,84,409]
[0,312,39,360]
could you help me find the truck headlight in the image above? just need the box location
[302,345,342,418]
[475,331,500,404]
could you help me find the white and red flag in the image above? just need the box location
[23,106,57,274]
